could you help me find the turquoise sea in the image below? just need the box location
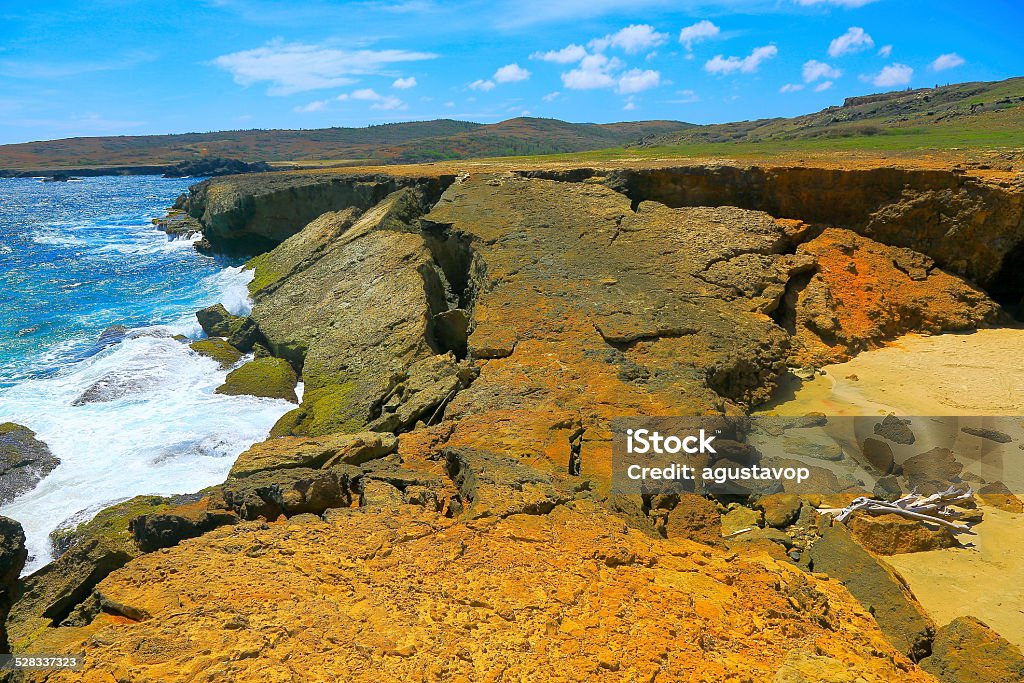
[0,176,293,571]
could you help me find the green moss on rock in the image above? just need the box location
[216,357,299,402]
[188,338,243,368]
[49,495,172,558]
[268,381,363,436]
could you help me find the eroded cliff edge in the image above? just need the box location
[10,160,1024,682]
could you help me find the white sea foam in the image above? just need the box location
[0,266,286,572]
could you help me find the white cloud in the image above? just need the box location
[590,24,668,54]
[803,59,842,82]
[617,68,660,94]
[624,100,637,111]
[294,99,328,113]
[531,44,588,64]
[814,80,834,92]
[780,83,805,93]
[213,40,436,95]
[793,0,879,6]
[561,53,622,89]
[678,20,720,51]
[469,79,495,91]
[871,63,913,87]
[392,76,417,89]
[494,63,531,83]
[931,53,965,71]
[877,45,892,58]
[704,45,778,75]
[828,27,874,58]
[542,91,561,102]
[349,87,406,110]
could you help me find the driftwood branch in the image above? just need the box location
[817,485,976,533]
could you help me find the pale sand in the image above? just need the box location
[763,328,1024,417]
[762,328,1024,648]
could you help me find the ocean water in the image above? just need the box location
[0,176,294,571]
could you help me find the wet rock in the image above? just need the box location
[959,426,1012,444]
[188,337,243,368]
[874,415,917,445]
[861,437,895,474]
[976,481,1023,513]
[0,423,60,505]
[921,616,1024,683]
[215,357,299,402]
[802,522,934,660]
[72,372,154,406]
[0,516,27,654]
[848,513,959,555]
[196,303,238,337]
[229,431,398,478]
[663,494,721,545]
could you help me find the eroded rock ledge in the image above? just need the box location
[9,161,1024,681]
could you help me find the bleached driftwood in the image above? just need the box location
[817,485,976,533]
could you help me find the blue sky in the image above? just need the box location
[1,0,1022,144]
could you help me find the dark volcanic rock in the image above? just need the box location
[161,157,273,178]
[959,426,1012,443]
[0,423,60,505]
[921,616,1024,683]
[211,468,359,521]
[874,415,917,445]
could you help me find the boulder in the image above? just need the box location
[722,506,764,535]
[215,357,299,402]
[0,422,60,505]
[195,303,238,338]
[211,468,359,521]
[921,616,1024,683]
[229,431,398,478]
[903,447,964,495]
[959,426,1012,444]
[861,437,895,474]
[188,337,243,368]
[756,494,803,528]
[802,522,934,660]
[874,415,917,445]
[848,513,959,555]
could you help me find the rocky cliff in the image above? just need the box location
[9,159,1024,682]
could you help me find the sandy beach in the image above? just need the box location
[764,327,1024,650]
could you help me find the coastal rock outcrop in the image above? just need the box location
[0,517,27,654]
[22,503,936,682]
[920,616,1024,683]
[177,172,454,252]
[0,423,60,505]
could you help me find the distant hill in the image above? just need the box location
[640,77,1024,148]
[2,76,1022,173]
[0,118,693,172]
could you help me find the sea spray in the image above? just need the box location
[0,176,294,571]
